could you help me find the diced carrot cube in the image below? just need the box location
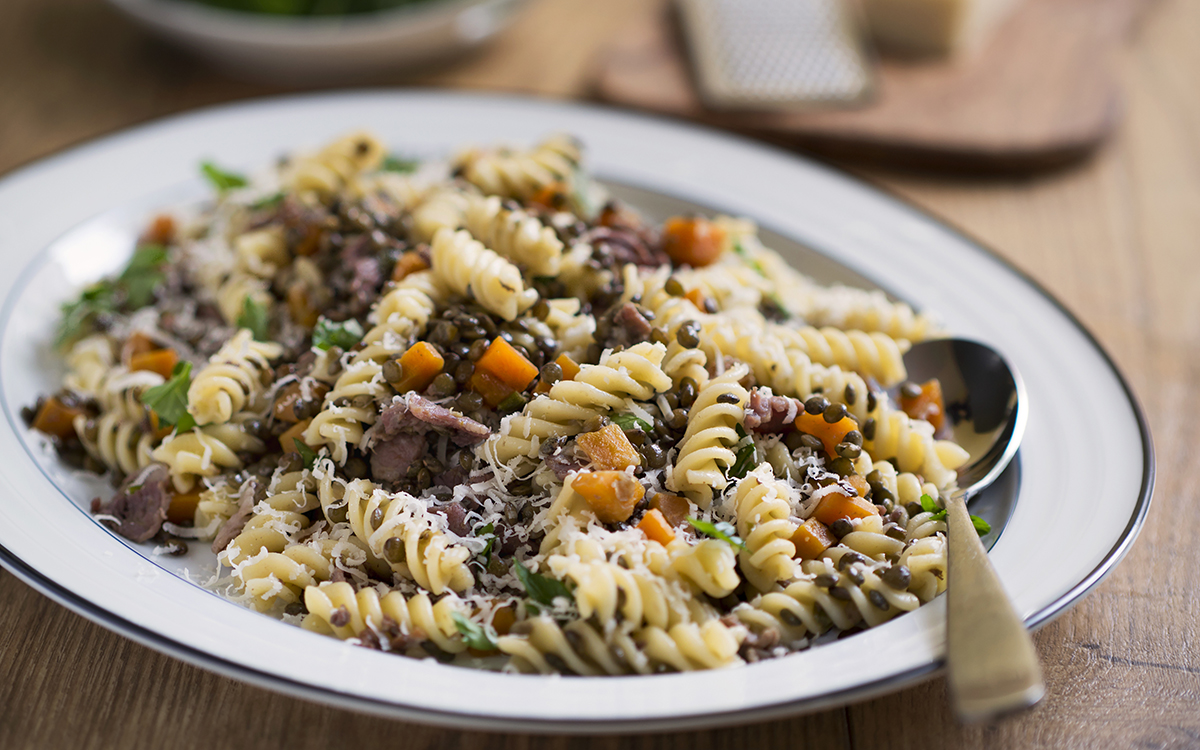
[468,370,514,409]
[901,378,946,433]
[391,251,430,282]
[572,470,645,524]
[650,493,691,528]
[473,338,538,394]
[662,216,727,268]
[637,508,675,545]
[812,491,878,526]
[576,423,641,471]
[534,353,580,394]
[141,214,176,246]
[846,474,870,497]
[684,288,709,310]
[123,331,157,362]
[794,411,859,457]
[167,491,202,525]
[790,518,837,560]
[392,341,445,394]
[279,419,313,454]
[130,348,178,380]
[32,397,82,440]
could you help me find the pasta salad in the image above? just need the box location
[26,132,975,674]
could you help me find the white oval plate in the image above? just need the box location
[0,92,1153,733]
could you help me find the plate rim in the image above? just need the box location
[0,89,1155,732]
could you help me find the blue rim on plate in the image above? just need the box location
[0,91,1154,733]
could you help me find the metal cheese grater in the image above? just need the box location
[676,0,876,110]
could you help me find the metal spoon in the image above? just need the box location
[902,338,1043,722]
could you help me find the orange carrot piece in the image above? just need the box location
[473,337,539,394]
[576,423,641,471]
[846,474,870,498]
[279,419,313,454]
[662,216,727,268]
[650,493,691,528]
[794,411,859,457]
[684,288,710,311]
[637,508,676,545]
[790,518,837,560]
[392,342,445,394]
[491,605,516,636]
[900,379,946,433]
[32,397,82,440]
[122,331,157,363]
[468,370,515,409]
[534,353,580,394]
[391,251,430,282]
[141,214,176,246]
[811,491,878,526]
[572,470,645,524]
[166,491,202,525]
[130,348,178,380]
[528,182,569,211]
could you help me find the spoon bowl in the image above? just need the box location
[901,338,1042,722]
[901,338,1027,496]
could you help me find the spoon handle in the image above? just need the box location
[945,493,1045,722]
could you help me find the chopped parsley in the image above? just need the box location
[612,412,653,433]
[140,361,196,432]
[200,161,248,193]
[450,611,499,651]
[727,444,757,480]
[497,392,527,414]
[56,244,169,347]
[381,154,419,173]
[475,522,497,567]
[514,560,572,607]
[919,494,991,536]
[733,242,768,277]
[294,440,318,471]
[686,517,745,550]
[250,191,285,210]
[237,295,270,341]
[312,317,364,351]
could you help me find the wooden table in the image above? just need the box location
[1,0,1196,747]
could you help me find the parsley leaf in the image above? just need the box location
[727,443,757,480]
[450,611,499,651]
[922,494,992,536]
[55,245,169,347]
[141,361,196,432]
[312,317,364,351]
[56,283,116,347]
[686,517,746,550]
[237,296,270,341]
[250,191,285,210]
[118,245,169,309]
[514,560,573,606]
[475,522,497,567]
[497,392,527,414]
[294,440,318,471]
[381,155,419,173]
[611,412,652,433]
[200,161,248,193]
[733,242,768,277]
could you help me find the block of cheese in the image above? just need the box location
[859,0,1022,57]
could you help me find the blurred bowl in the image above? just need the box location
[106,0,528,84]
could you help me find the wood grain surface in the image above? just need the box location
[1,0,1198,748]
[591,0,1157,173]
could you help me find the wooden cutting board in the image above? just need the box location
[592,0,1156,173]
